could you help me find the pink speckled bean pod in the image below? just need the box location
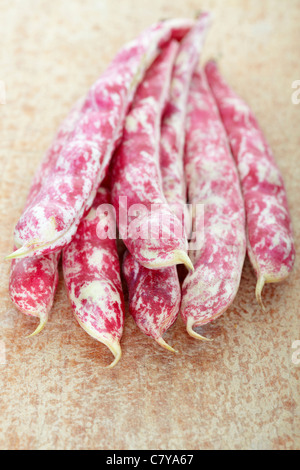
[9,19,194,260]
[63,186,125,369]
[9,101,84,336]
[111,41,193,270]
[123,251,180,352]
[205,61,295,308]
[181,67,246,340]
[24,98,85,207]
[122,16,210,351]
[160,12,210,233]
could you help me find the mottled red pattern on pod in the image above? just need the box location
[63,186,125,368]
[11,19,194,259]
[122,14,210,350]
[205,61,295,302]
[123,252,180,351]
[111,41,191,270]
[9,101,84,332]
[160,13,210,232]
[181,68,246,333]
[25,100,85,209]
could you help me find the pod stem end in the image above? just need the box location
[174,250,194,271]
[156,336,177,353]
[186,318,212,342]
[256,275,266,311]
[26,315,47,338]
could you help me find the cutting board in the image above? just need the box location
[0,0,299,450]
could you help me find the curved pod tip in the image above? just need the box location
[186,318,212,342]
[156,337,178,353]
[25,315,47,338]
[255,275,266,311]
[104,340,122,369]
[6,244,35,260]
[77,319,122,369]
[5,248,23,260]
[174,250,194,271]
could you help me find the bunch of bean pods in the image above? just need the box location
[7,13,295,368]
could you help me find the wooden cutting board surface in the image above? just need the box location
[0,0,299,450]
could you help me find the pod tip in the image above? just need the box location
[6,244,31,260]
[256,275,266,311]
[174,250,194,271]
[156,336,177,353]
[77,319,122,369]
[5,250,19,260]
[186,318,212,342]
[104,340,122,369]
[26,315,47,338]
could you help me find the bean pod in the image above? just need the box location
[123,252,180,352]
[9,101,83,336]
[111,41,192,270]
[9,19,194,260]
[160,12,210,232]
[123,15,210,350]
[63,186,125,368]
[181,67,246,339]
[205,61,295,307]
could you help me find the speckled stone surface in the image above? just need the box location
[0,0,299,450]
